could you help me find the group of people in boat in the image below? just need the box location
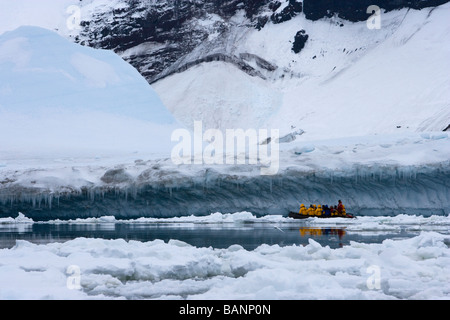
[298,200,347,217]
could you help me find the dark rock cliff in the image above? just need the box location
[75,0,449,83]
[303,0,450,21]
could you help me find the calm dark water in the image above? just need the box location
[0,222,420,250]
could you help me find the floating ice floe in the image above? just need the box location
[3,211,450,229]
[0,212,34,225]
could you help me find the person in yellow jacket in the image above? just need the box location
[307,205,315,216]
[315,205,323,217]
[341,204,346,217]
[299,204,307,216]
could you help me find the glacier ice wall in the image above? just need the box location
[0,163,449,220]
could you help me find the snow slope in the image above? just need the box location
[154,61,282,131]
[270,5,450,139]
[153,4,450,138]
[0,26,180,159]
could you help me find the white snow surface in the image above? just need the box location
[0,221,449,299]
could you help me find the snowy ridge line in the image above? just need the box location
[151,52,273,83]
[0,162,449,220]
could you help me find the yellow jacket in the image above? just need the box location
[299,205,307,215]
[315,206,323,216]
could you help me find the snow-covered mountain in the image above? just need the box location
[152,2,450,137]
[17,0,445,137]
[1,1,449,134]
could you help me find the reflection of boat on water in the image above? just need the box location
[288,212,355,219]
[299,227,346,238]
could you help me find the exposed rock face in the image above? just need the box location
[75,0,449,83]
[303,0,450,21]
[292,29,308,53]
[101,169,133,184]
[77,0,272,82]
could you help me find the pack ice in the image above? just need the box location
[0,228,448,300]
